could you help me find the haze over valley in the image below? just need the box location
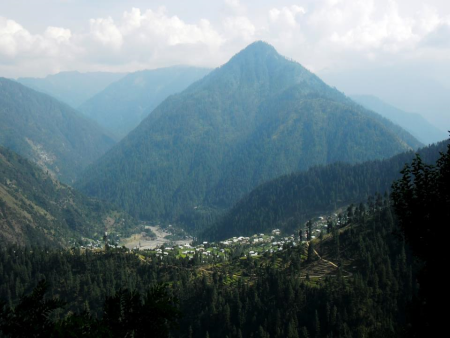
[0,1,448,337]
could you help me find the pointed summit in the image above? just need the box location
[191,41,317,98]
[233,40,279,57]
[222,41,290,69]
[77,42,420,223]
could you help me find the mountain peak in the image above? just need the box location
[241,40,278,53]
[229,41,279,62]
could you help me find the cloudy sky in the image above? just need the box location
[1,0,449,127]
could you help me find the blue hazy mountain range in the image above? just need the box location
[351,94,447,145]
[79,66,212,138]
[17,71,126,109]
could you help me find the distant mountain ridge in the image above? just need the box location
[0,78,116,183]
[76,41,422,224]
[0,147,137,247]
[18,71,126,108]
[351,94,447,145]
[79,66,212,138]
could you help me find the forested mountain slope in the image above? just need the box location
[0,199,418,337]
[76,41,421,223]
[17,71,126,108]
[0,78,116,183]
[351,94,447,144]
[0,147,137,247]
[201,139,448,241]
[79,66,211,138]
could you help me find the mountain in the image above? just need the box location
[17,71,126,108]
[0,78,116,184]
[318,65,450,130]
[79,66,211,138]
[351,95,447,145]
[0,147,138,247]
[76,41,422,224]
[201,139,448,241]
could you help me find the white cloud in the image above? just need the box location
[304,0,450,55]
[224,0,246,15]
[269,6,306,27]
[0,17,76,63]
[421,23,450,48]
[223,16,255,41]
[45,27,72,43]
[125,7,223,46]
[0,17,34,58]
[89,17,123,50]
[326,0,420,52]
[0,1,449,79]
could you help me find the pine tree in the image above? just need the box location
[307,243,315,263]
[391,139,450,337]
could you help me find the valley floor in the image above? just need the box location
[121,225,188,249]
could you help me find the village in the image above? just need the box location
[74,206,349,262]
[128,213,344,264]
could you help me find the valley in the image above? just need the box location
[0,33,446,337]
[122,225,190,250]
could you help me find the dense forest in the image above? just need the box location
[76,41,420,224]
[0,35,445,338]
[0,78,116,183]
[0,146,139,247]
[0,195,423,337]
[201,139,448,241]
[2,139,448,336]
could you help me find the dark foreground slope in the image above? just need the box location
[0,147,137,247]
[76,41,421,223]
[79,66,211,138]
[0,78,116,183]
[202,139,448,241]
[0,200,418,337]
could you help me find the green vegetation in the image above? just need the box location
[2,134,447,335]
[0,78,116,184]
[1,40,444,338]
[0,194,420,337]
[76,41,420,225]
[0,146,139,247]
[0,281,180,338]
[391,138,449,336]
[17,71,126,109]
[202,139,448,241]
[80,66,211,138]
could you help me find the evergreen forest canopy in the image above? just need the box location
[0,38,445,337]
[0,78,117,184]
[1,140,448,337]
[201,139,449,241]
[0,146,138,247]
[76,41,421,225]
[79,66,212,138]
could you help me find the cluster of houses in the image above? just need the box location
[75,213,338,257]
[74,239,119,250]
[144,229,306,262]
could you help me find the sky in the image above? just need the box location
[0,0,449,128]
